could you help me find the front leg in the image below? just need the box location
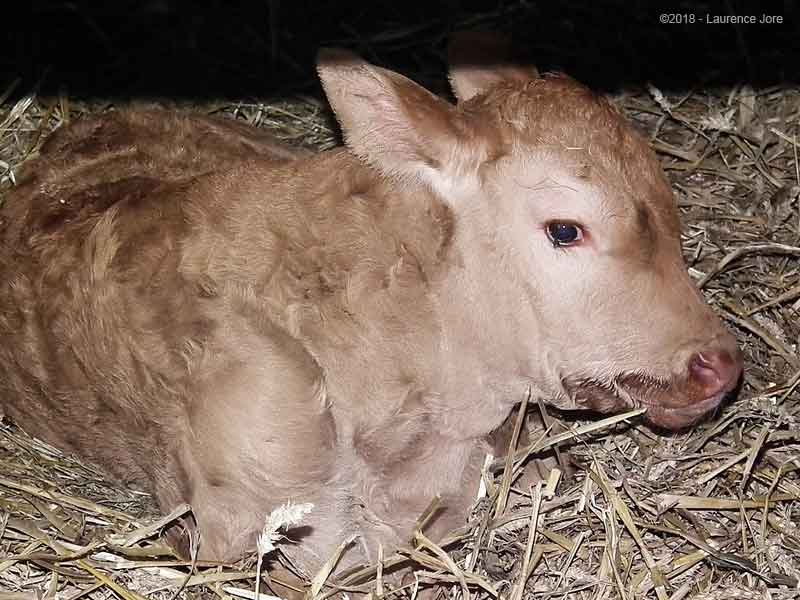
[168,333,354,571]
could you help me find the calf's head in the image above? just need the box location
[317,39,742,430]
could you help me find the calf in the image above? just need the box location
[0,38,741,581]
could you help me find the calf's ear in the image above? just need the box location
[447,32,538,102]
[317,48,475,194]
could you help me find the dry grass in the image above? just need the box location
[1,25,800,600]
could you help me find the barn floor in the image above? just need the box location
[1,2,799,599]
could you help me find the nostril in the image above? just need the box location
[689,353,720,386]
[688,350,741,397]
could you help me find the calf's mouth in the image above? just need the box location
[561,357,743,430]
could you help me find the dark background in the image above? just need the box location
[3,0,800,101]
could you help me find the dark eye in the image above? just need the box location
[546,222,584,247]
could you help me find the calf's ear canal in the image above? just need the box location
[447,31,539,102]
[316,48,476,190]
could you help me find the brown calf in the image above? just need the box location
[0,39,741,579]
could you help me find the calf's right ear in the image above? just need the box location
[317,48,475,195]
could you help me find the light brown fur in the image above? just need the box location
[0,38,741,583]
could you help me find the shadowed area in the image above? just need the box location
[2,0,800,100]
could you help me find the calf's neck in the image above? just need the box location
[0,43,741,574]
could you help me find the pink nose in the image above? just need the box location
[688,350,742,399]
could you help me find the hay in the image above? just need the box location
[1,23,800,600]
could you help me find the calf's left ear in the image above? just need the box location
[447,32,539,102]
[317,48,476,194]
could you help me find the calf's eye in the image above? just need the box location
[546,222,584,247]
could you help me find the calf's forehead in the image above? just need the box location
[471,79,682,241]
